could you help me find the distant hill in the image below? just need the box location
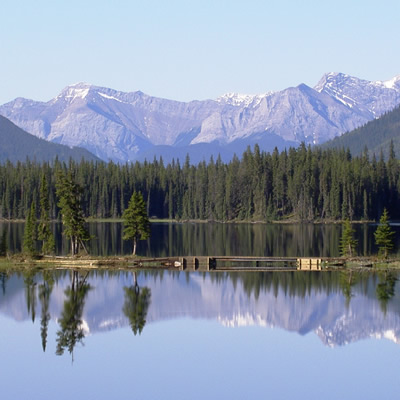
[0,115,100,163]
[322,105,400,158]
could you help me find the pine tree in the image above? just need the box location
[340,219,358,257]
[38,174,55,255]
[122,192,150,255]
[23,201,37,256]
[56,170,90,256]
[0,229,7,257]
[374,208,395,258]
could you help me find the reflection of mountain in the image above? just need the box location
[0,271,399,347]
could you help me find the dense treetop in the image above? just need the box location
[0,143,399,222]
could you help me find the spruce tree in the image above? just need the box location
[122,192,150,255]
[340,219,358,257]
[23,201,37,256]
[56,170,90,256]
[374,208,395,258]
[38,174,55,255]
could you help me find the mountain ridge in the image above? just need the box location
[1,72,400,163]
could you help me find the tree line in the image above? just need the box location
[1,143,400,222]
[17,168,149,257]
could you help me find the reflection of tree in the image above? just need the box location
[56,271,91,359]
[211,271,344,301]
[38,272,54,352]
[0,272,8,295]
[0,227,8,257]
[23,270,37,322]
[123,272,151,335]
[376,272,397,315]
[340,271,359,309]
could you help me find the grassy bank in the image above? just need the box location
[0,254,140,272]
[1,254,400,273]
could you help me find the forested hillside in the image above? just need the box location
[0,115,99,163]
[0,144,398,222]
[323,105,400,158]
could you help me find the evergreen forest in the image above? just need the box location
[1,143,399,222]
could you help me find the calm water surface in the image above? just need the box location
[1,221,400,257]
[0,269,400,399]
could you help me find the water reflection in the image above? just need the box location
[123,273,151,336]
[2,221,400,257]
[56,271,91,358]
[0,269,399,355]
[0,271,7,295]
[376,272,398,315]
[39,272,53,351]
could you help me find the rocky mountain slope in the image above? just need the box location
[1,72,400,163]
[0,115,99,163]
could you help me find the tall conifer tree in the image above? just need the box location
[56,170,90,256]
[23,201,37,256]
[122,192,150,255]
[374,208,395,258]
[340,219,358,257]
[38,174,55,255]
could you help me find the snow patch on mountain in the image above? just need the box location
[57,82,91,102]
[217,92,273,107]
[98,92,127,104]
[379,75,400,89]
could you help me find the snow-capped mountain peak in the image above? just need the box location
[314,72,363,93]
[57,82,93,102]
[314,72,400,116]
[216,92,272,107]
[378,75,400,89]
[315,72,400,93]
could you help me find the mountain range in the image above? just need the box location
[1,72,400,163]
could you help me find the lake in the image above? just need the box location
[0,268,399,399]
[1,220,400,257]
[1,222,400,399]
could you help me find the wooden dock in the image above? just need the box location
[34,255,343,271]
[132,256,330,271]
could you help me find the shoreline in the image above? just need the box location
[0,217,378,225]
[1,254,400,272]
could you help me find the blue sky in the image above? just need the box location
[1,0,399,104]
